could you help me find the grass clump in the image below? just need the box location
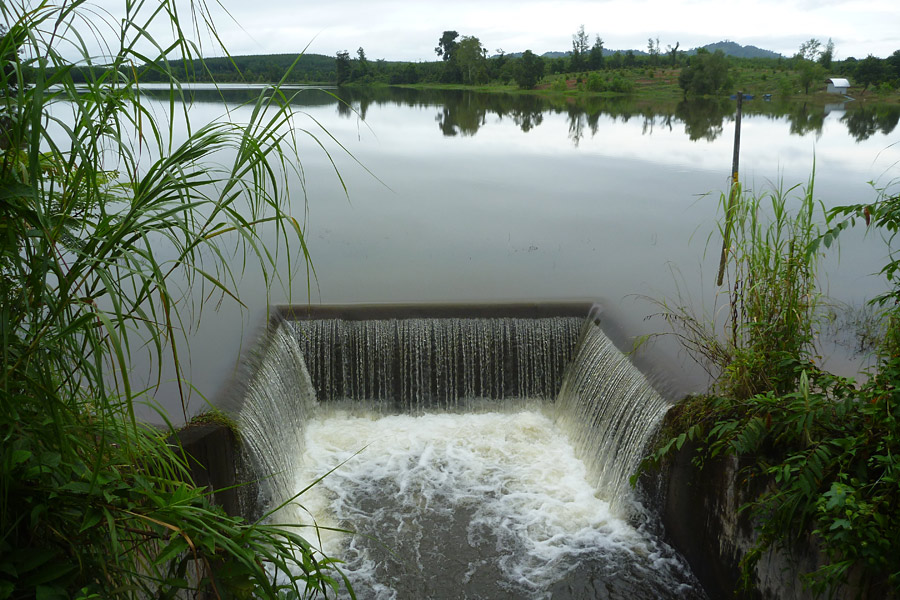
[651,179,824,400]
[1,1,350,597]
[645,179,900,597]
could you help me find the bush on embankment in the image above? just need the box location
[643,179,900,597]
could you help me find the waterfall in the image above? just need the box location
[234,320,318,511]
[289,316,583,411]
[230,307,704,598]
[554,312,671,514]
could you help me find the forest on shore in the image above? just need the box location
[122,30,900,102]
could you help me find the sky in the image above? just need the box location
[165,0,896,61]
[51,0,900,62]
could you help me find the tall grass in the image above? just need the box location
[651,179,825,399]
[1,1,349,597]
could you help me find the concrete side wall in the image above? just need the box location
[172,423,258,520]
[654,432,861,599]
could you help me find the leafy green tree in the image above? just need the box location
[666,41,680,67]
[798,38,822,62]
[624,50,637,68]
[571,25,589,71]
[855,54,887,91]
[491,48,508,80]
[456,36,486,84]
[608,51,624,70]
[678,49,731,97]
[515,49,544,89]
[588,36,604,70]
[647,37,661,66]
[336,49,351,84]
[435,30,459,62]
[354,46,369,79]
[798,59,825,94]
[819,38,835,69]
[549,57,567,74]
[889,49,900,81]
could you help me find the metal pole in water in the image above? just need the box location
[717,91,743,287]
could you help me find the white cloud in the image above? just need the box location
[36,0,900,61]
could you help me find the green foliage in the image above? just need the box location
[798,60,826,94]
[137,53,338,84]
[1,1,348,597]
[825,182,900,308]
[435,31,459,62]
[583,72,634,94]
[678,49,731,97]
[455,36,487,85]
[649,362,900,596]
[549,77,569,92]
[514,50,544,89]
[646,178,900,596]
[650,180,825,399]
[336,50,352,85]
[570,25,589,72]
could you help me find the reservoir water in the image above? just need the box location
[125,86,899,422]
[174,88,900,597]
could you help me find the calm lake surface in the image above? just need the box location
[131,85,900,422]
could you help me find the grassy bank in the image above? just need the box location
[388,64,900,105]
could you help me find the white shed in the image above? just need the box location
[827,78,851,94]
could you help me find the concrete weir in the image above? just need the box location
[171,301,868,599]
[184,301,596,519]
[177,301,813,598]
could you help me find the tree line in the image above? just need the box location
[53,27,900,97]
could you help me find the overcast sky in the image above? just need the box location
[85,0,899,62]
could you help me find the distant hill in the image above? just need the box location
[690,41,782,59]
[506,41,781,61]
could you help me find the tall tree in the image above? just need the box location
[571,25,589,71]
[798,38,822,62]
[798,60,825,94]
[666,41,680,67]
[678,48,731,97]
[588,36,604,70]
[855,54,887,91]
[456,35,486,84]
[354,46,369,79]
[818,38,835,69]
[435,30,459,62]
[647,37,661,66]
[335,49,351,84]
[889,49,900,80]
[515,49,545,89]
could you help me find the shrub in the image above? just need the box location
[585,72,605,92]
[550,77,569,92]
[644,179,900,596]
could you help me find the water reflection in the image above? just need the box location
[786,102,827,137]
[675,98,732,141]
[139,84,900,144]
[842,105,900,142]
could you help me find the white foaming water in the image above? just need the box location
[279,408,702,600]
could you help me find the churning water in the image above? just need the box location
[238,312,707,599]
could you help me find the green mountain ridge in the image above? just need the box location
[518,40,782,60]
